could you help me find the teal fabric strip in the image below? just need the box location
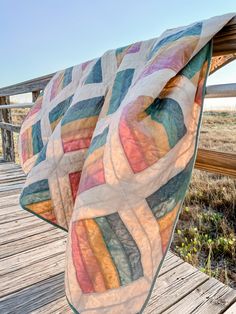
[32,120,43,154]
[108,68,134,115]
[106,213,143,281]
[21,179,49,196]
[34,143,47,166]
[146,157,194,219]
[21,190,51,205]
[95,216,133,285]
[61,96,104,126]
[49,95,73,124]
[149,22,202,59]
[180,44,210,79]
[87,126,109,155]
[85,58,102,84]
[146,97,187,148]
[63,67,73,88]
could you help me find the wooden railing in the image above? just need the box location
[0,16,236,177]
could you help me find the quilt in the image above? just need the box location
[19,13,235,314]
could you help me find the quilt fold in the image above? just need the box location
[19,13,235,314]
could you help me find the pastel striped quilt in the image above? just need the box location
[19,13,235,314]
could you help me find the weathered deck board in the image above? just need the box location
[32,297,72,314]
[163,278,236,313]
[0,228,65,259]
[0,254,65,297]
[0,215,55,245]
[0,238,66,276]
[224,302,236,314]
[0,274,65,314]
[0,162,235,313]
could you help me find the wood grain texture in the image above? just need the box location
[144,263,209,313]
[0,274,65,314]
[0,228,65,259]
[0,238,66,276]
[162,278,236,314]
[31,297,72,314]
[205,83,236,98]
[0,205,30,224]
[210,54,236,75]
[0,103,33,109]
[0,96,15,161]
[0,121,21,133]
[0,217,55,245]
[223,302,236,314]
[0,73,54,97]
[213,16,236,56]
[0,253,65,297]
[195,149,236,178]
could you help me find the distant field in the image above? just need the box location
[0,110,235,288]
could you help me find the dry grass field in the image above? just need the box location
[172,111,236,289]
[0,109,235,288]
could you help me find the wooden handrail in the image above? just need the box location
[195,149,236,177]
[0,103,33,109]
[213,16,236,56]
[0,73,54,97]
[205,83,236,98]
[0,122,21,133]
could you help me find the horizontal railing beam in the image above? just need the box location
[0,73,54,97]
[195,148,236,178]
[0,122,21,133]
[0,103,33,109]
[205,83,236,98]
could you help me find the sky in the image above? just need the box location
[1,0,236,108]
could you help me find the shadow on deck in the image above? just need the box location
[0,162,235,314]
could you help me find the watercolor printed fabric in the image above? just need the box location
[19,13,234,314]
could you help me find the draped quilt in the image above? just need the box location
[19,13,235,314]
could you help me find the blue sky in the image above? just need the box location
[1,0,236,104]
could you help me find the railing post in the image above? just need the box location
[32,90,40,102]
[0,96,15,162]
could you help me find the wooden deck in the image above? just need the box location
[0,162,235,314]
